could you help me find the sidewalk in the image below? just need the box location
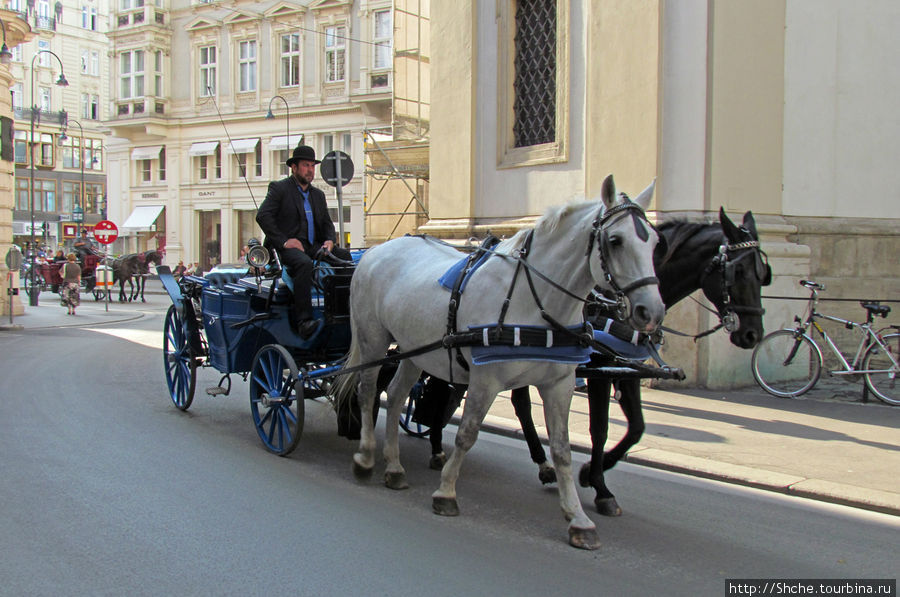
[0,290,147,331]
[4,289,899,516]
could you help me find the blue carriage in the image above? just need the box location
[157,243,403,456]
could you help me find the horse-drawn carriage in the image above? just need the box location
[159,176,720,549]
[29,250,105,299]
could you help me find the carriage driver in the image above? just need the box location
[256,144,352,339]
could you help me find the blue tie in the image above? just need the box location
[300,188,315,245]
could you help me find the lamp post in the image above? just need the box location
[266,95,291,156]
[59,116,86,227]
[28,49,68,306]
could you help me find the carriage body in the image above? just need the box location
[199,272,354,375]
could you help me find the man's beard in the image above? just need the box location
[294,173,310,186]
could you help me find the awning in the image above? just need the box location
[224,138,260,155]
[188,141,220,157]
[130,145,163,160]
[267,134,305,151]
[122,205,164,230]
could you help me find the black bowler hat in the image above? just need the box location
[286,144,321,167]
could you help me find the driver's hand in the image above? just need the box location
[284,238,304,251]
[323,240,334,253]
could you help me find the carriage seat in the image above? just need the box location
[204,264,251,289]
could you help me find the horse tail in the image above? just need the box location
[331,332,362,416]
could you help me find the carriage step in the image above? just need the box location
[206,386,229,397]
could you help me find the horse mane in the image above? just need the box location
[493,201,595,256]
[656,219,722,265]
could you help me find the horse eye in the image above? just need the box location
[608,235,622,247]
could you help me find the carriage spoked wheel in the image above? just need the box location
[249,344,304,456]
[398,377,430,438]
[163,305,197,411]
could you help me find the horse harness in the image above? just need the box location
[441,200,662,380]
[683,237,772,340]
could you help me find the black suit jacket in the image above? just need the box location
[256,177,336,253]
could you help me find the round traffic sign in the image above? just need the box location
[5,246,23,270]
[320,150,354,187]
[94,220,119,245]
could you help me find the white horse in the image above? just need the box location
[335,175,665,549]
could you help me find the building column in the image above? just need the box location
[0,13,33,319]
[417,0,477,239]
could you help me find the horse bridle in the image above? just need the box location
[585,198,661,318]
[699,237,771,334]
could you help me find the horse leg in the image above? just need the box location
[603,378,644,471]
[351,366,381,480]
[426,378,450,470]
[537,380,601,550]
[432,383,498,518]
[510,386,555,485]
[381,360,422,490]
[577,377,622,516]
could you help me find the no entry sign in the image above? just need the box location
[94,220,119,245]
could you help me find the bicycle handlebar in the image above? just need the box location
[800,279,826,291]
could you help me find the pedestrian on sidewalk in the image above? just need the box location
[60,253,82,316]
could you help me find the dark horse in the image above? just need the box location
[112,249,163,302]
[416,208,771,516]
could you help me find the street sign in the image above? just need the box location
[73,206,84,223]
[5,247,23,270]
[320,150,354,187]
[94,220,119,245]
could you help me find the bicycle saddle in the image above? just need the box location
[861,302,891,318]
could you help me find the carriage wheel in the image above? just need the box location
[249,344,304,456]
[399,377,430,438]
[163,305,197,411]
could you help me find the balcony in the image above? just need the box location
[108,97,169,137]
[115,6,167,29]
[12,107,67,125]
[33,15,56,31]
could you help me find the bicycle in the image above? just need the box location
[751,280,900,405]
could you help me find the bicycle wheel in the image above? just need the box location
[751,329,822,398]
[862,332,900,406]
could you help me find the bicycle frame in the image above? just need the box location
[794,293,898,375]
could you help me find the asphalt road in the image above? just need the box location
[0,306,897,596]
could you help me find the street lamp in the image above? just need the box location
[266,95,291,154]
[0,18,13,64]
[28,49,68,306]
[59,116,86,227]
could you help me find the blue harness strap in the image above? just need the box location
[438,239,499,293]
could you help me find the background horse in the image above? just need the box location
[510,208,770,515]
[112,250,163,302]
[334,175,665,550]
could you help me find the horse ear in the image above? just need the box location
[601,174,616,210]
[719,206,740,241]
[742,211,759,239]
[633,178,656,210]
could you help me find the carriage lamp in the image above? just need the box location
[247,245,270,269]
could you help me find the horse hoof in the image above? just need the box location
[578,462,591,487]
[429,453,446,470]
[432,496,460,516]
[384,471,409,490]
[352,458,373,481]
[538,464,557,485]
[595,497,622,517]
[568,526,601,550]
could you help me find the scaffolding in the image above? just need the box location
[363,131,429,245]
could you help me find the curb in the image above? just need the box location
[476,415,900,517]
